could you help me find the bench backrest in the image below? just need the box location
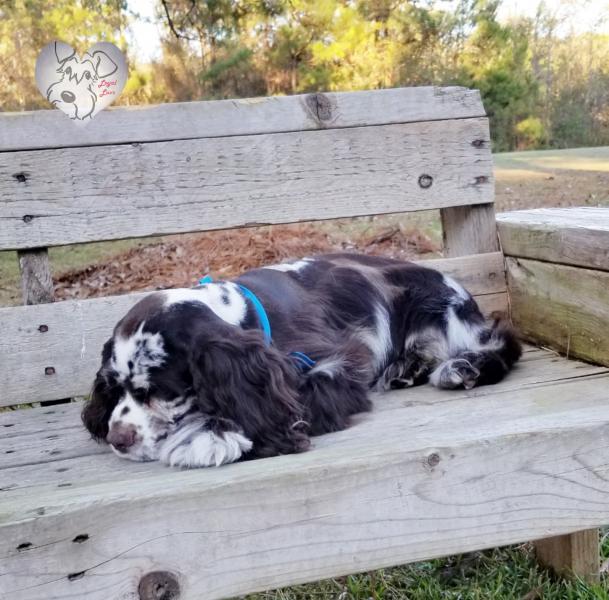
[0,87,504,408]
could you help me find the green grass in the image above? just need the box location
[240,544,609,600]
[494,146,609,173]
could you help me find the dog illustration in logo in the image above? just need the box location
[46,42,118,120]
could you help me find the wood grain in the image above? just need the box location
[535,529,600,582]
[506,257,609,367]
[1,368,609,600]
[0,118,493,250]
[0,87,485,152]
[0,252,506,407]
[440,203,499,258]
[497,207,609,271]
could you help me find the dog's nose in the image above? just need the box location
[106,425,137,453]
[61,90,76,103]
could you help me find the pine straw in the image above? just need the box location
[54,222,438,300]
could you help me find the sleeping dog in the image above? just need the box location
[82,253,521,468]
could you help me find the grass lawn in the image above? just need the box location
[239,543,609,599]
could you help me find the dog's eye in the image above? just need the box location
[85,72,91,80]
[131,388,148,404]
[65,67,72,76]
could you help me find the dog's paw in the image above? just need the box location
[161,429,253,468]
[429,358,480,390]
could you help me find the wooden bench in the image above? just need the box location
[1,88,608,600]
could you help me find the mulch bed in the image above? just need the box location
[54,221,438,300]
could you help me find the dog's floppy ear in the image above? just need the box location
[81,339,120,442]
[54,41,75,64]
[92,50,118,78]
[189,325,309,458]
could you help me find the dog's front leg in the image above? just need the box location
[159,417,253,468]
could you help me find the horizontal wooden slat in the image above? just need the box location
[0,87,485,152]
[0,117,492,251]
[0,252,505,407]
[1,367,609,599]
[497,207,609,271]
[507,257,609,367]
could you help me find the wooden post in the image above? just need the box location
[535,530,600,583]
[440,203,499,257]
[17,248,54,305]
[17,248,68,406]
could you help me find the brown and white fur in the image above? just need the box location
[82,253,521,468]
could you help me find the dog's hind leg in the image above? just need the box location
[297,339,373,435]
[429,320,522,390]
[375,353,430,391]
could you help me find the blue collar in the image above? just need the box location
[199,275,272,346]
[198,275,315,372]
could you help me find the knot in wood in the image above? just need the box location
[139,571,180,600]
[305,93,333,122]
[418,174,433,189]
[427,452,441,467]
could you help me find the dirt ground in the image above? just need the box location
[1,147,608,305]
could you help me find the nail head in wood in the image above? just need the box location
[427,452,441,467]
[38,324,49,332]
[139,571,180,600]
[418,174,433,189]
[22,215,34,223]
[44,366,56,376]
[13,172,29,183]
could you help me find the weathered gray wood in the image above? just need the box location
[497,207,609,272]
[0,87,485,152]
[440,203,499,258]
[535,529,600,582]
[0,252,506,407]
[1,368,609,600]
[506,257,609,367]
[17,249,54,306]
[0,118,493,250]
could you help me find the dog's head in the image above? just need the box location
[46,42,118,120]
[82,286,307,465]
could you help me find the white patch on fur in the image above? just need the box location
[159,422,252,468]
[309,358,344,378]
[108,394,197,462]
[445,306,482,355]
[264,258,312,273]
[112,323,166,387]
[443,275,470,302]
[108,392,157,460]
[358,304,392,368]
[163,283,247,326]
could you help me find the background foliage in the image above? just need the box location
[1,0,609,151]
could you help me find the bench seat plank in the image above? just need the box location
[1,348,609,600]
[497,207,609,272]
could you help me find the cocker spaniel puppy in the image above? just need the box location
[82,253,521,468]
